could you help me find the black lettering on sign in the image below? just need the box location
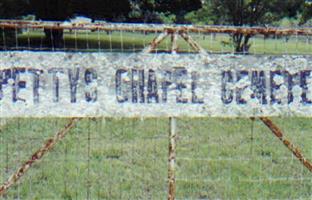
[115,69,128,103]
[300,70,312,105]
[191,72,204,104]
[85,68,97,102]
[270,70,283,105]
[161,70,172,103]
[68,68,80,103]
[48,68,64,103]
[131,69,145,103]
[175,68,188,104]
[236,70,249,104]
[285,71,299,104]
[147,69,159,103]
[28,69,43,104]
[221,71,233,104]
[0,69,12,100]
[251,71,267,104]
[12,68,26,103]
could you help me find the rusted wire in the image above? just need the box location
[143,31,208,54]
[180,32,207,54]
[0,118,80,197]
[170,33,178,54]
[0,20,311,36]
[142,31,169,53]
[259,117,312,172]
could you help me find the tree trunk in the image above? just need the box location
[232,33,251,54]
[44,29,64,49]
[0,29,16,49]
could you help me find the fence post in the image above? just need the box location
[168,117,177,200]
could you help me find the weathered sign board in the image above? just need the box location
[1,52,312,117]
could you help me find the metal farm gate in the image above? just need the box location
[0,20,312,199]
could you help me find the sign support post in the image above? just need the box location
[168,117,177,200]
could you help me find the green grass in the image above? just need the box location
[0,118,311,199]
[4,31,311,54]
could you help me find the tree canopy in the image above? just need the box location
[301,1,312,24]
[0,0,310,25]
[0,0,28,19]
[186,0,307,26]
[72,0,131,22]
[186,0,309,53]
[27,0,202,23]
[128,0,202,23]
[29,0,72,21]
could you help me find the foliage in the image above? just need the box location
[158,12,176,24]
[29,0,73,21]
[275,17,301,27]
[0,0,29,45]
[304,18,312,26]
[206,0,304,26]
[72,0,131,22]
[188,0,307,53]
[300,1,312,24]
[184,3,216,25]
[128,0,202,23]
[0,0,28,19]
[28,0,73,48]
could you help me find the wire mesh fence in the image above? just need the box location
[0,20,311,199]
[0,118,311,199]
[0,118,169,199]
[176,118,312,199]
[0,20,311,54]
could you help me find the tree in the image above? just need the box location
[28,0,132,47]
[128,0,203,23]
[0,0,28,19]
[72,0,131,22]
[29,0,73,48]
[189,0,306,53]
[29,0,72,21]
[300,1,312,25]
[0,0,29,47]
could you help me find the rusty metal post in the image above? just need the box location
[142,32,169,53]
[171,33,178,54]
[179,32,208,54]
[168,117,177,200]
[260,117,312,172]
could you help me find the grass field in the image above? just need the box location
[0,30,310,54]
[0,118,311,199]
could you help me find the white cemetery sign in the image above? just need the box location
[1,52,312,117]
